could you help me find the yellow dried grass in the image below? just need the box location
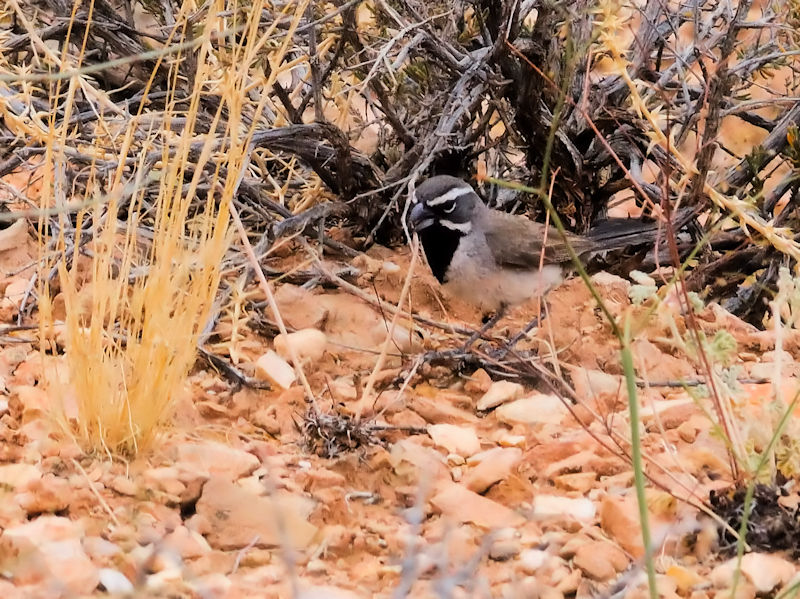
[34,0,310,454]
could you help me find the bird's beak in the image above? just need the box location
[410,202,435,231]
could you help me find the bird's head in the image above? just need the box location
[409,175,481,236]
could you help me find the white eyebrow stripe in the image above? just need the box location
[426,186,474,206]
[439,219,472,233]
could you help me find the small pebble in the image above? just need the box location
[519,549,548,574]
[489,538,520,561]
[677,421,697,443]
[306,559,327,575]
[98,568,134,593]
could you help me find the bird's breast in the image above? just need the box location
[443,233,565,312]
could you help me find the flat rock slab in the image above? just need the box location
[191,477,318,551]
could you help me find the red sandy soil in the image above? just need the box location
[0,229,798,598]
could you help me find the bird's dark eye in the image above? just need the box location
[442,201,456,214]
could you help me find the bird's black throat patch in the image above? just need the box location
[418,224,462,284]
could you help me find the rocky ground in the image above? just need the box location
[0,229,799,599]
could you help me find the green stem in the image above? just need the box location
[622,318,658,599]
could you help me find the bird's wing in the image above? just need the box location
[483,211,594,268]
[485,207,697,269]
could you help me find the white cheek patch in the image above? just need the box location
[426,186,473,207]
[439,219,472,233]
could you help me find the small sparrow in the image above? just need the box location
[409,175,674,313]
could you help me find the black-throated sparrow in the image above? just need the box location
[409,175,675,314]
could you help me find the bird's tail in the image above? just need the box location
[584,208,695,252]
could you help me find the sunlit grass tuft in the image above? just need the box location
[39,175,230,454]
[32,0,309,455]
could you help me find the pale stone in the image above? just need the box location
[532,495,595,521]
[297,586,361,599]
[252,407,281,435]
[463,447,522,493]
[489,538,520,561]
[554,567,582,594]
[143,467,186,496]
[1,516,99,594]
[600,494,645,558]
[666,564,705,593]
[0,220,29,253]
[754,361,800,379]
[553,472,597,493]
[712,553,797,593]
[431,481,525,529]
[145,566,183,591]
[639,397,694,421]
[558,535,590,559]
[306,558,327,575]
[16,474,71,514]
[190,476,317,550]
[494,432,526,448]
[655,574,680,598]
[237,474,266,496]
[710,560,738,588]
[567,366,624,401]
[18,419,54,445]
[390,325,422,353]
[763,349,794,362]
[188,573,234,597]
[591,271,630,289]
[329,377,358,401]
[447,455,465,469]
[519,549,548,574]
[2,276,30,313]
[2,514,80,542]
[381,260,400,273]
[309,293,415,353]
[299,466,346,489]
[677,421,698,443]
[464,368,492,394]
[410,393,479,425]
[542,450,598,480]
[389,438,448,479]
[83,536,122,560]
[495,394,569,426]
[274,284,327,330]
[12,385,49,420]
[0,463,40,489]
[751,351,800,379]
[176,470,209,506]
[477,381,524,411]
[714,583,757,599]
[108,475,138,496]
[541,589,565,599]
[163,525,211,559]
[255,350,296,389]
[427,424,481,457]
[573,541,628,580]
[274,329,327,364]
[98,568,134,593]
[514,577,542,599]
[176,441,259,480]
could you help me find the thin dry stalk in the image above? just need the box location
[229,201,316,406]
[355,234,420,420]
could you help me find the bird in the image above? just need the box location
[409,174,679,318]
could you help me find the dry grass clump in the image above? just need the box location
[19,0,310,454]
